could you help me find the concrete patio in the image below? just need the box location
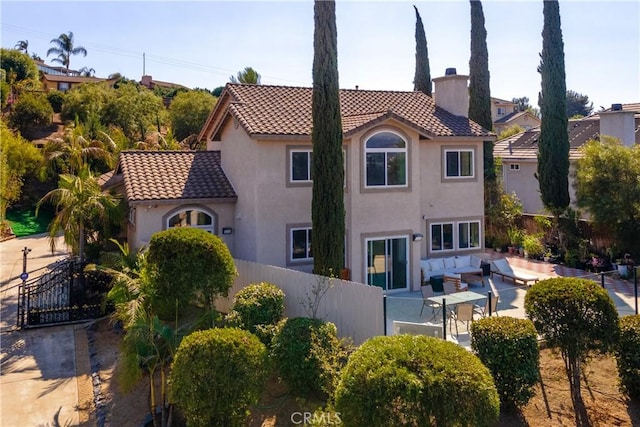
[385,252,639,349]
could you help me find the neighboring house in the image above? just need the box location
[491,97,541,134]
[140,75,189,91]
[494,103,640,216]
[41,74,109,92]
[107,69,493,292]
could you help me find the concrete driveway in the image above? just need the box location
[0,234,93,426]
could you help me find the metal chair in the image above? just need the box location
[474,295,500,318]
[420,285,442,319]
[449,303,475,336]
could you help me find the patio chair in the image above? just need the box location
[443,273,468,293]
[491,258,539,287]
[449,303,475,336]
[420,285,442,318]
[474,294,500,318]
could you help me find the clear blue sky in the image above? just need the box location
[2,1,638,111]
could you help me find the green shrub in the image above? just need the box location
[169,327,267,427]
[146,227,236,319]
[46,90,65,113]
[525,277,619,403]
[270,317,342,397]
[615,315,640,398]
[9,92,53,138]
[335,335,499,427]
[471,316,540,410]
[226,282,285,345]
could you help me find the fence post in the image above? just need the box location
[442,298,447,341]
[487,290,493,316]
[383,294,387,336]
[601,272,605,288]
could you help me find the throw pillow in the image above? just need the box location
[454,256,471,268]
[429,258,445,271]
[444,257,456,269]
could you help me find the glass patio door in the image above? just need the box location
[366,236,408,291]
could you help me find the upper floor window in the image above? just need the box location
[445,149,474,178]
[291,227,312,261]
[58,82,70,92]
[167,209,214,234]
[509,163,520,171]
[365,131,407,187]
[291,149,313,182]
[497,107,506,116]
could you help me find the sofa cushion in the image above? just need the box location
[444,257,456,269]
[420,259,431,272]
[470,255,482,269]
[429,258,445,271]
[454,256,471,268]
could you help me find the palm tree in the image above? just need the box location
[36,166,120,261]
[79,66,95,77]
[46,31,87,74]
[14,40,28,54]
[229,66,261,84]
[44,124,115,175]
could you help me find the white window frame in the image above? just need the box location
[430,222,455,253]
[128,207,136,225]
[430,220,482,253]
[166,209,215,234]
[444,149,475,179]
[290,149,313,183]
[458,220,481,250]
[497,106,506,116]
[364,131,408,188]
[509,163,520,171]
[290,227,312,262]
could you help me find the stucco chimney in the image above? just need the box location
[599,104,636,146]
[432,68,469,117]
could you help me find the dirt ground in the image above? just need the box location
[90,318,640,426]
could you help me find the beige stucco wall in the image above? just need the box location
[129,202,236,250]
[211,116,486,291]
[502,160,580,216]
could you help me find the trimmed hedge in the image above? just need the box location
[615,315,640,398]
[334,335,500,427]
[146,227,236,318]
[471,316,540,410]
[226,282,285,345]
[169,327,267,427]
[270,317,342,397]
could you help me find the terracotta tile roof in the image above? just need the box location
[114,150,236,203]
[206,84,492,140]
[494,115,640,161]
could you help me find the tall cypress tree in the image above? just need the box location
[311,0,344,277]
[538,0,569,215]
[468,0,494,180]
[413,5,432,96]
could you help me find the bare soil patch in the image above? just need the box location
[89,318,640,426]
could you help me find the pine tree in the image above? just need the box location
[413,5,432,96]
[538,0,569,215]
[311,0,345,277]
[468,0,494,182]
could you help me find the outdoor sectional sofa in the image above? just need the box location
[420,255,484,284]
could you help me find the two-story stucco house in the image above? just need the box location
[491,97,541,135]
[105,70,494,292]
[494,103,639,216]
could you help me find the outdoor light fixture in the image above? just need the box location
[222,227,233,235]
[412,233,424,242]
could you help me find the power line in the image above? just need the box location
[2,23,308,86]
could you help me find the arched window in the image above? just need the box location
[365,131,407,187]
[167,209,215,234]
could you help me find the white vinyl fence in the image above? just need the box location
[215,259,384,345]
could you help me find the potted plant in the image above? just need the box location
[543,248,552,262]
[507,227,523,255]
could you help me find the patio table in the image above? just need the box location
[426,291,487,322]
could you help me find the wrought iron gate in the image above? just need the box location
[17,257,112,328]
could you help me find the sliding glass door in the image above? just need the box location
[366,236,408,291]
